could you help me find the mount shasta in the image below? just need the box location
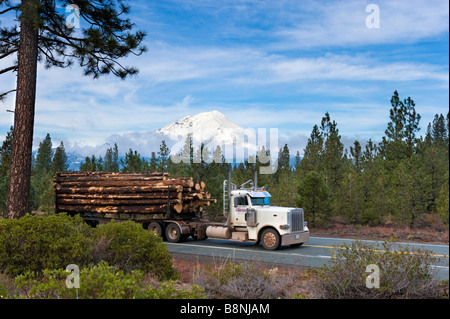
[62,110,271,170]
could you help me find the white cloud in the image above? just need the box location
[276,0,449,48]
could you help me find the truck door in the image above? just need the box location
[233,195,249,227]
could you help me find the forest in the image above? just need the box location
[0,91,449,229]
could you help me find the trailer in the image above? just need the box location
[54,171,309,250]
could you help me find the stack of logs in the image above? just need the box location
[54,172,216,215]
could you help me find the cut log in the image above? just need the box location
[56,192,183,200]
[57,198,182,206]
[58,203,183,214]
[54,184,183,194]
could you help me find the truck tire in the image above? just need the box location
[148,222,165,238]
[260,228,281,250]
[165,223,186,243]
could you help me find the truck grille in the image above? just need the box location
[289,209,304,232]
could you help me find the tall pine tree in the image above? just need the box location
[1,0,146,218]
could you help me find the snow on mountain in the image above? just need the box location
[156,110,257,155]
[64,110,260,169]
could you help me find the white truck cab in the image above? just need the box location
[206,177,310,250]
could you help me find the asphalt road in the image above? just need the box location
[165,236,449,280]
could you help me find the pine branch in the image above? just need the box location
[0,48,18,59]
[0,64,17,75]
[0,89,16,101]
[0,5,19,15]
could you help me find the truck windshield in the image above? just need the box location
[250,197,270,206]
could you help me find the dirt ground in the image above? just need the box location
[310,223,449,245]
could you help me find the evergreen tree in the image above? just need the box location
[350,140,362,172]
[0,127,13,216]
[299,124,323,173]
[158,140,170,172]
[436,173,449,226]
[278,144,290,172]
[335,169,364,224]
[297,171,330,228]
[388,156,431,227]
[294,151,301,171]
[431,114,447,146]
[379,91,421,167]
[149,152,158,172]
[121,149,147,172]
[103,143,119,172]
[403,96,421,156]
[320,112,344,192]
[0,126,13,177]
[51,141,68,173]
[80,155,103,172]
[34,133,53,175]
[2,0,146,218]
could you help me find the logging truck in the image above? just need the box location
[54,171,309,250]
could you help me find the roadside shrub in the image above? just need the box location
[13,262,204,299]
[0,214,93,277]
[313,240,442,299]
[193,262,285,299]
[94,220,179,280]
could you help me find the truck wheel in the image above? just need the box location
[261,228,281,250]
[148,222,164,238]
[166,223,184,243]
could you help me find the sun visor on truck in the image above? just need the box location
[248,191,271,198]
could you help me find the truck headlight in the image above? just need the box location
[279,224,289,230]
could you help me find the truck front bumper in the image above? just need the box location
[281,231,310,246]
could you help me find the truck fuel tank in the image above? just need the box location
[206,225,231,239]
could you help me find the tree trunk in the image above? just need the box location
[5,0,39,219]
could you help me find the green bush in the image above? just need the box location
[0,215,179,281]
[0,214,93,277]
[93,220,179,280]
[13,262,204,299]
[313,240,442,299]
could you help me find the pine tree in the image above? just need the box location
[388,156,431,227]
[0,126,13,177]
[34,133,53,175]
[297,171,330,228]
[1,0,146,218]
[121,149,147,172]
[80,155,103,172]
[149,152,158,172]
[320,112,344,192]
[436,173,449,226]
[379,91,421,167]
[0,127,13,216]
[350,140,362,172]
[103,143,119,172]
[403,96,421,156]
[158,140,170,172]
[278,144,290,172]
[294,151,301,171]
[299,124,323,173]
[431,114,447,146]
[51,141,68,173]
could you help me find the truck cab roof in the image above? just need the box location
[230,189,271,198]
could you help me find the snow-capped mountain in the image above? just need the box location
[156,110,256,151]
[62,110,262,169]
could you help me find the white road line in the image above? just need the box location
[165,242,331,259]
[310,236,450,248]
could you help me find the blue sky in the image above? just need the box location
[0,0,448,156]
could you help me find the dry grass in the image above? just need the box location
[311,222,449,245]
[172,254,314,299]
